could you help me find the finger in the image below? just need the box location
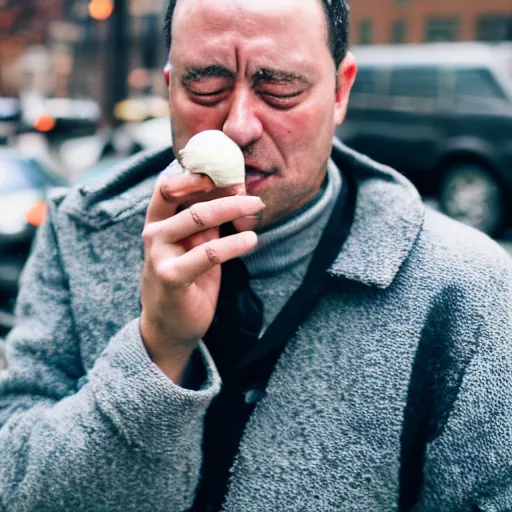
[160,173,215,198]
[176,186,245,212]
[146,173,248,224]
[145,226,218,264]
[163,195,265,243]
[179,226,219,253]
[146,173,217,224]
[146,177,179,224]
[162,174,247,198]
[163,231,258,286]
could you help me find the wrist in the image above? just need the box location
[139,317,197,384]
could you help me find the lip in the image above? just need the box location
[245,165,273,193]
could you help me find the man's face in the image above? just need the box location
[167,0,356,228]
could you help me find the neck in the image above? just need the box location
[243,159,342,278]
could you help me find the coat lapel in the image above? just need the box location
[329,141,425,289]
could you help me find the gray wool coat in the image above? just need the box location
[1,140,512,512]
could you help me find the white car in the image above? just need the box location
[112,117,173,156]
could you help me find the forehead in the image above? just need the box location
[172,0,327,29]
[171,0,330,70]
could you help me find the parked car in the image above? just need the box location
[0,149,65,335]
[59,116,172,177]
[337,42,512,235]
[58,131,120,179]
[112,117,173,156]
[0,97,21,146]
[19,96,101,142]
[73,155,127,185]
[113,96,169,123]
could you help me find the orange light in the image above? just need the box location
[26,200,48,228]
[88,0,114,21]
[128,68,150,90]
[33,114,56,133]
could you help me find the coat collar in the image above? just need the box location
[62,139,424,290]
[329,139,424,289]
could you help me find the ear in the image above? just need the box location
[334,51,357,126]
[163,62,171,88]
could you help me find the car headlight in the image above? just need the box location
[0,215,27,236]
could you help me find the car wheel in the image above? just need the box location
[439,163,503,236]
[130,143,144,155]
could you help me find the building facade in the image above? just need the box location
[349,0,512,46]
[0,0,167,123]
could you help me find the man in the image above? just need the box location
[1,0,512,510]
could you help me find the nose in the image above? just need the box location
[222,89,263,149]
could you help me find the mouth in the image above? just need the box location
[245,165,274,193]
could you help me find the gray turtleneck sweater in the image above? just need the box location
[243,159,342,333]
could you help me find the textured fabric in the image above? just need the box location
[0,141,511,512]
[194,168,354,511]
[244,158,341,276]
[245,159,342,331]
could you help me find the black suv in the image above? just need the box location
[337,42,512,235]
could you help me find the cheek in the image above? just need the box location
[299,96,336,141]
[267,99,335,169]
[170,94,228,148]
[276,94,334,142]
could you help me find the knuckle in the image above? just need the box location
[142,224,158,245]
[159,181,179,203]
[189,204,207,228]
[155,261,179,285]
[204,244,221,266]
[152,259,166,277]
[143,246,160,271]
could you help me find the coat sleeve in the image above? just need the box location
[415,251,512,512]
[0,212,220,512]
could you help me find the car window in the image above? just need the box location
[351,67,377,94]
[348,67,388,109]
[0,158,53,193]
[389,67,439,98]
[454,68,506,100]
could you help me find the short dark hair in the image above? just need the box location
[163,0,350,68]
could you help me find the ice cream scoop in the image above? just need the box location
[178,130,245,187]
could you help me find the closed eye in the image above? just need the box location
[189,89,229,106]
[260,90,304,109]
[191,89,226,97]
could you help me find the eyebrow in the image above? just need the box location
[181,65,235,86]
[252,68,311,86]
[181,65,311,87]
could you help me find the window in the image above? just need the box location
[359,18,373,45]
[391,20,407,44]
[0,159,45,193]
[349,67,383,109]
[351,68,377,94]
[389,67,439,98]
[454,69,506,100]
[425,18,459,42]
[477,15,511,42]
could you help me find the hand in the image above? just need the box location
[140,173,265,382]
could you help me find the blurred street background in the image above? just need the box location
[0,0,512,363]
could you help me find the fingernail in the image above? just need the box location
[245,231,258,245]
[245,210,265,220]
[251,196,266,207]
